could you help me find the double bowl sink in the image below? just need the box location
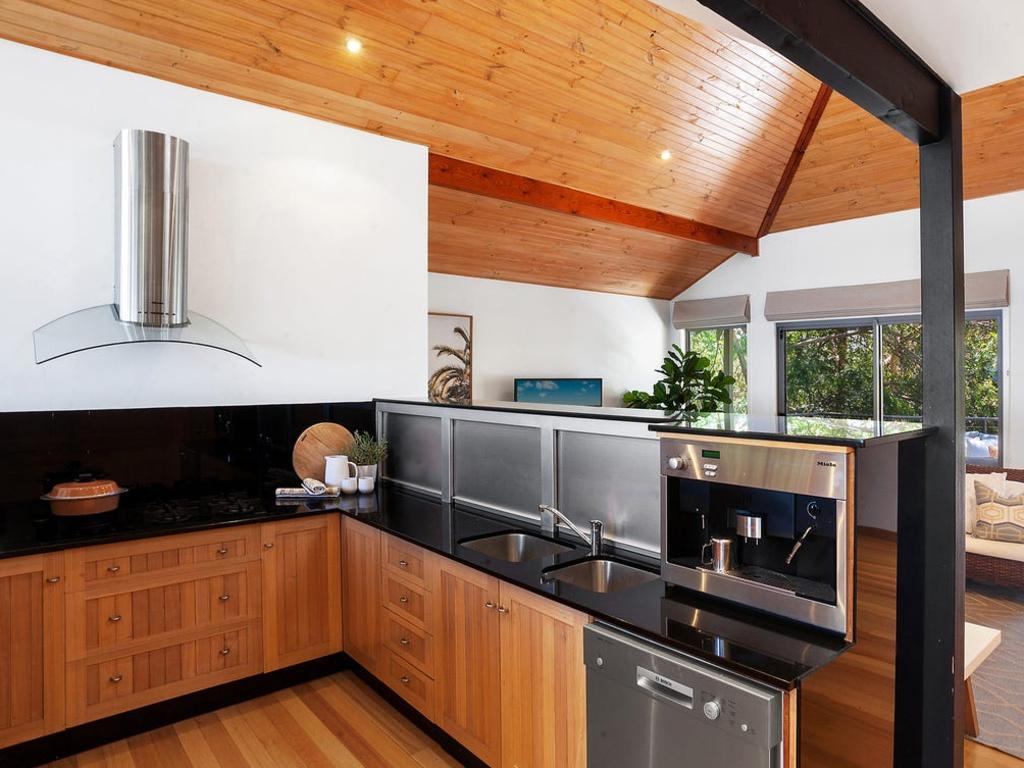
[458,531,659,594]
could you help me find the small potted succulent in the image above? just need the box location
[348,431,389,480]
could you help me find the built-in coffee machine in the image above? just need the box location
[660,437,852,636]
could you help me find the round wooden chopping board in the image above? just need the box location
[292,422,355,481]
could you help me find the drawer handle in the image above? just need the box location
[108,614,122,623]
[107,565,121,574]
[484,601,496,610]
[219,594,231,602]
[496,605,509,615]
[400,675,410,685]
[399,637,410,646]
[263,542,274,550]
[220,647,232,656]
[46,576,61,584]
[216,548,229,556]
[399,595,409,604]
[109,674,123,683]
[398,559,409,568]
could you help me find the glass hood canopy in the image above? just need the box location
[33,304,261,366]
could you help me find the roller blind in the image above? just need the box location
[763,270,1009,322]
[672,294,750,330]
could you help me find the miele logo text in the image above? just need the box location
[816,460,837,468]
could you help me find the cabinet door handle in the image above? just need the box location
[108,614,122,623]
[216,548,229,556]
[399,637,410,646]
[109,674,123,683]
[399,595,409,604]
[220,648,232,656]
[263,542,274,550]
[107,565,121,573]
[484,601,496,610]
[398,559,409,568]
[46,576,61,584]
[400,675,410,684]
[218,594,231,602]
[496,605,509,614]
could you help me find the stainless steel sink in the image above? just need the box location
[542,558,660,593]
[458,532,575,562]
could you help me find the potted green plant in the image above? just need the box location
[349,431,389,480]
[623,344,735,416]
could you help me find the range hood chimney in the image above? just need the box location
[33,129,260,366]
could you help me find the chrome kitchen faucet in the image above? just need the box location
[538,504,603,556]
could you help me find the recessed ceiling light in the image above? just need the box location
[660,149,673,161]
[345,37,363,54]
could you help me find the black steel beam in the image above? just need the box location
[895,88,966,768]
[697,0,944,144]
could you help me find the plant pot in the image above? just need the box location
[356,464,378,480]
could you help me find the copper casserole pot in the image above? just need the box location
[41,476,128,516]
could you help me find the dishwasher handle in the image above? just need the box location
[636,666,694,709]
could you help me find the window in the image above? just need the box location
[778,312,1003,463]
[686,326,748,413]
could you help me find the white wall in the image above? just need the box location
[0,40,427,411]
[429,274,672,405]
[676,190,1022,463]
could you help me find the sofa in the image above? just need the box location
[966,465,1024,588]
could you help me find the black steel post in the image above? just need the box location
[896,86,965,768]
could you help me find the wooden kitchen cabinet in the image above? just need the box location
[0,552,65,748]
[499,583,588,768]
[341,516,382,673]
[261,514,342,671]
[436,558,503,767]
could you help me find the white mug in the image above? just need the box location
[325,455,357,486]
[340,477,359,495]
[358,476,375,494]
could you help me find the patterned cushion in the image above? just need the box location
[974,481,1024,543]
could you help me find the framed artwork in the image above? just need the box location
[428,312,473,403]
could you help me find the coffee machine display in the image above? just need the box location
[660,438,851,636]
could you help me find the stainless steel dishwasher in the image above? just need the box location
[585,623,785,768]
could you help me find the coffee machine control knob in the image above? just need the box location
[667,456,688,470]
[703,700,722,721]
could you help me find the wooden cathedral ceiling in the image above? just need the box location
[772,76,1024,232]
[0,0,826,299]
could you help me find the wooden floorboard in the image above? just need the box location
[46,670,463,768]
[42,667,1020,767]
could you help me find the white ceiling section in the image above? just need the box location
[656,0,1024,94]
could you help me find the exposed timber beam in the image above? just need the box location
[757,83,833,237]
[697,0,944,144]
[428,155,759,257]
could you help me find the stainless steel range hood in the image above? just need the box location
[33,129,260,366]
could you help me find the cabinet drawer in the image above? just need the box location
[382,573,432,631]
[381,609,434,677]
[68,563,261,660]
[381,649,434,721]
[67,526,260,592]
[67,620,261,725]
[382,535,433,590]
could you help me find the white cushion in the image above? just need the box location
[967,473,1006,533]
[967,533,1024,563]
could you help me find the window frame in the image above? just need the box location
[684,324,747,414]
[776,310,1004,465]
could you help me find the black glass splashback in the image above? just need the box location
[0,402,374,507]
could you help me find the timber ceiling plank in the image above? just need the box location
[0,0,821,238]
[429,185,735,299]
[772,76,1024,232]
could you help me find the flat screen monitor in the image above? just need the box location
[513,378,603,407]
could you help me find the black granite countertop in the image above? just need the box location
[374,397,677,423]
[1,483,848,690]
[651,412,937,447]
